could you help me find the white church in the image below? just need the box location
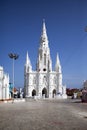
[0,66,9,100]
[24,21,67,99]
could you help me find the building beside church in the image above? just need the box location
[24,21,67,99]
[83,80,87,89]
[0,66,9,100]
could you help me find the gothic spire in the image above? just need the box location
[56,53,60,65]
[40,20,48,48]
[42,19,47,36]
[55,53,61,73]
[26,51,29,65]
[25,51,32,70]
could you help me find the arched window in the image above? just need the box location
[43,76,47,85]
[54,77,56,84]
[33,77,36,84]
[40,50,42,60]
[43,76,47,82]
[44,54,46,65]
[27,66,29,72]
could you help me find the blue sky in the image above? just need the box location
[0,0,87,88]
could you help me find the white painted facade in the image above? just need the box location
[24,21,67,99]
[83,80,87,89]
[0,66,9,100]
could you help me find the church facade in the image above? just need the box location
[0,66,9,100]
[24,21,67,99]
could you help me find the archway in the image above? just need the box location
[53,89,56,98]
[42,88,47,98]
[32,89,36,96]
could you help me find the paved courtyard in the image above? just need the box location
[0,99,87,130]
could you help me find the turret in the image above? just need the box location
[55,53,61,73]
[25,51,32,72]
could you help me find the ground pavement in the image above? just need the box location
[0,99,87,130]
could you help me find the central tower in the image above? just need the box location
[37,20,52,72]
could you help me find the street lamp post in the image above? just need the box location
[8,53,19,101]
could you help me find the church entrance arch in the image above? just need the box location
[42,88,47,98]
[32,89,36,96]
[53,89,56,98]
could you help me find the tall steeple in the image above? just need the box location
[40,19,49,48]
[55,53,61,73]
[37,20,52,72]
